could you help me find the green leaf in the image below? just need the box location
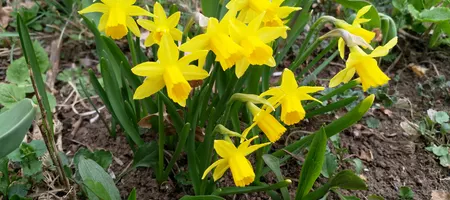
[296,127,328,199]
[352,158,363,174]
[32,41,50,73]
[127,188,137,200]
[0,99,36,158]
[305,96,358,119]
[329,170,367,190]
[335,0,381,28]
[439,155,450,167]
[321,153,338,178]
[132,141,158,168]
[407,4,420,19]
[17,14,53,132]
[425,145,449,157]
[201,0,220,17]
[84,179,112,200]
[367,195,385,200]
[262,154,290,200]
[78,157,121,200]
[32,92,56,112]
[392,0,407,12]
[398,186,414,199]
[0,158,9,195]
[7,183,29,199]
[418,7,450,22]
[6,57,28,84]
[74,148,113,170]
[22,159,42,177]
[28,140,47,157]
[366,117,380,129]
[0,84,26,108]
[213,180,292,196]
[435,111,449,124]
[180,195,225,200]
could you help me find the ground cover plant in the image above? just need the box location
[0,0,450,199]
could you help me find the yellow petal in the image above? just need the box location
[214,140,237,158]
[180,65,209,81]
[369,37,398,58]
[163,67,191,107]
[329,67,356,88]
[354,5,372,24]
[354,57,390,91]
[338,38,345,59]
[126,16,140,37]
[154,2,167,22]
[228,18,247,43]
[178,50,208,68]
[248,13,265,32]
[137,19,156,31]
[167,12,181,28]
[98,12,109,31]
[131,62,164,77]
[280,68,298,92]
[126,5,153,16]
[179,34,210,52]
[133,78,165,99]
[202,159,227,179]
[239,140,270,156]
[229,154,255,187]
[277,6,301,19]
[296,86,325,94]
[144,34,156,47]
[241,122,257,142]
[78,3,109,14]
[105,24,128,39]
[235,58,250,78]
[280,95,304,125]
[257,26,288,43]
[170,28,183,41]
[213,160,230,181]
[256,111,287,142]
[158,34,179,64]
[260,87,283,98]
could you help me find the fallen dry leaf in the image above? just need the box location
[409,63,428,77]
[400,120,420,140]
[372,28,383,42]
[431,190,450,200]
[359,150,374,162]
[0,5,12,28]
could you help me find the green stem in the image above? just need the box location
[162,123,191,180]
[157,93,165,183]
[212,180,292,196]
[298,39,337,78]
[127,32,138,66]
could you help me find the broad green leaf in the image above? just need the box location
[329,170,367,190]
[392,0,407,12]
[305,96,358,119]
[353,158,363,174]
[6,57,28,84]
[366,117,380,129]
[0,99,36,158]
[335,0,381,28]
[367,195,385,200]
[296,127,327,199]
[84,179,112,200]
[407,5,420,19]
[78,157,121,200]
[439,155,450,167]
[418,7,450,22]
[32,41,50,73]
[132,141,158,168]
[28,140,47,157]
[321,153,338,178]
[425,145,449,157]
[435,111,449,124]
[127,188,137,200]
[398,186,414,199]
[213,180,292,196]
[0,84,26,108]
[180,195,225,200]
[22,159,42,177]
[74,148,113,170]
[201,0,220,17]
[262,154,290,200]
[0,158,9,194]
[7,183,29,199]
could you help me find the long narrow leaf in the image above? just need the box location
[305,96,358,119]
[295,127,328,199]
[213,180,292,196]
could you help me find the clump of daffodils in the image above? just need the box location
[79,0,396,187]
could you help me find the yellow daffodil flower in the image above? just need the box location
[202,136,270,187]
[137,2,183,46]
[263,0,301,30]
[242,102,287,143]
[131,34,209,106]
[78,0,153,39]
[229,13,288,78]
[226,0,270,23]
[335,5,375,58]
[179,11,243,71]
[330,37,397,91]
[260,69,324,125]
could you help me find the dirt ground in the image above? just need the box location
[52,34,450,200]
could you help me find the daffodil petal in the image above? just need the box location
[296,86,325,94]
[133,78,165,99]
[248,13,265,31]
[214,140,237,158]
[137,19,156,31]
[355,57,390,91]
[126,16,140,37]
[202,159,227,179]
[369,37,398,57]
[78,3,109,14]
[257,27,288,44]
[277,6,301,19]
[98,12,109,31]
[241,122,258,143]
[158,34,179,64]
[167,12,181,28]
[179,34,210,52]
[259,87,282,98]
[329,67,356,87]
[280,68,298,92]
[213,160,230,181]
[180,65,209,81]
[241,141,271,156]
[235,58,250,78]
[132,62,164,77]
[126,5,152,16]
[354,5,372,24]
[170,28,183,41]
[338,38,345,59]
[154,2,167,22]
[178,50,208,68]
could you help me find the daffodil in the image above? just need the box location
[179,11,243,71]
[335,5,375,58]
[330,37,397,91]
[260,69,324,125]
[263,0,301,30]
[137,2,182,46]
[242,102,287,143]
[229,13,288,77]
[226,0,270,23]
[78,0,153,39]
[202,136,270,187]
[131,34,209,106]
